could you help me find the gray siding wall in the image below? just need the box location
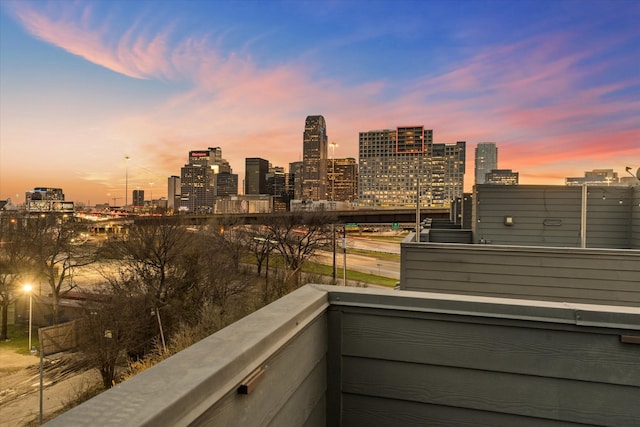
[633,186,640,248]
[44,285,640,427]
[473,185,634,248]
[327,287,640,427]
[46,286,329,427]
[400,243,640,306]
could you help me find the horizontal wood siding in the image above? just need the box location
[473,185,634,248]
[193,316,327,427]
[400,243,640,306]
[335,302,640,426]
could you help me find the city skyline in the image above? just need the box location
[1,0,639,205]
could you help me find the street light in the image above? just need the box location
[329,142,338,284]
[23,284,33,353]
[124,156,131,209]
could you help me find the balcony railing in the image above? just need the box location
[46,285,640,426]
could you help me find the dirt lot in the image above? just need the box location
[0,348,101,426]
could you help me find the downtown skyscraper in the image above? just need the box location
[475,143,498,185]
[302,115,328,201]
[358,126,465,207]
[179,147,237,213]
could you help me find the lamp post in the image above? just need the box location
[329,142,338,285]
[124,156,131,209]
[23,284,33,352]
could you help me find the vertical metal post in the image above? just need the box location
[416,175,420,243]
[580,185,587,248]
[342,226,347,286]
[39,347,43,425]
[28,293,32,352]
[155,309,167,353]
[332,224,336,285]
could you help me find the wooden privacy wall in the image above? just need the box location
[38,319,83,356]
[401,243,640,307]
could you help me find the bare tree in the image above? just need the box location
[105,217,191,303]
[204,216,251,273]
[265,211,334,288]
[0,215,32,339]
[20,213,96,324]
[78,291,156,389]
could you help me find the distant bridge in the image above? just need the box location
[127,208,450,227]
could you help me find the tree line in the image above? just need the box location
[0,210,335,388]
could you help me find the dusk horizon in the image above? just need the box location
[1,0,638,206]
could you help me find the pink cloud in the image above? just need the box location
[3,2,638,203]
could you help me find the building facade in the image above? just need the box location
[132,189,145,207]
[486,169,519,185]
[302,115,328,201]
[329,158,358,202]
[430,142,466,206]
[215,172,239,197]
[25,187,74,212]
[359,126,467,208]
[474,143,498,185]
[180,147,237,212]
[167,175,181,210]
[289,161,304,201]
[566,169,620,186]
[245,158,270,195]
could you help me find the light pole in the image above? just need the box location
[124,156,131,209]
[23,284,33,352]
[149,182,154,212]
[329,142,338,284]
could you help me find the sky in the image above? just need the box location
[0,0,638,206]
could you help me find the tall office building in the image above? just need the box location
[358,126,436,207]
[215,172,239,197]
[167,175,181,210]
[245,158,270,195]
[430,142,466,206]
[289,161,304,200]
[180,147,237,212]
[329,158,358,202]
[302,115,328,200]
[132,189,145,207]
[266,165,293,211]
[475,143,498,185]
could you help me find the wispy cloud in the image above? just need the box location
[4,0,638,199]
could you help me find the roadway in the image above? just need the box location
[313,234,402,280]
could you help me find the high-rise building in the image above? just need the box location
[215,172,239,197]
[475,143,498,185]
[302,115,328,200]
[167,175,181,210]
[329,158,358,202]
[180,147,236,212]
[486,169,519,185]
[358,126,438,207]
[430,142,466,206]
[266,165,293,211]
[245,158,270,195]
[132,189,145,207]
[289,161,304,200]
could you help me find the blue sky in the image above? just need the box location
[1,0,638,204]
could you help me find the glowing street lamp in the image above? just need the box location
[23,284,33,353]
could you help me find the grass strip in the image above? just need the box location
[301,261,398,288]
